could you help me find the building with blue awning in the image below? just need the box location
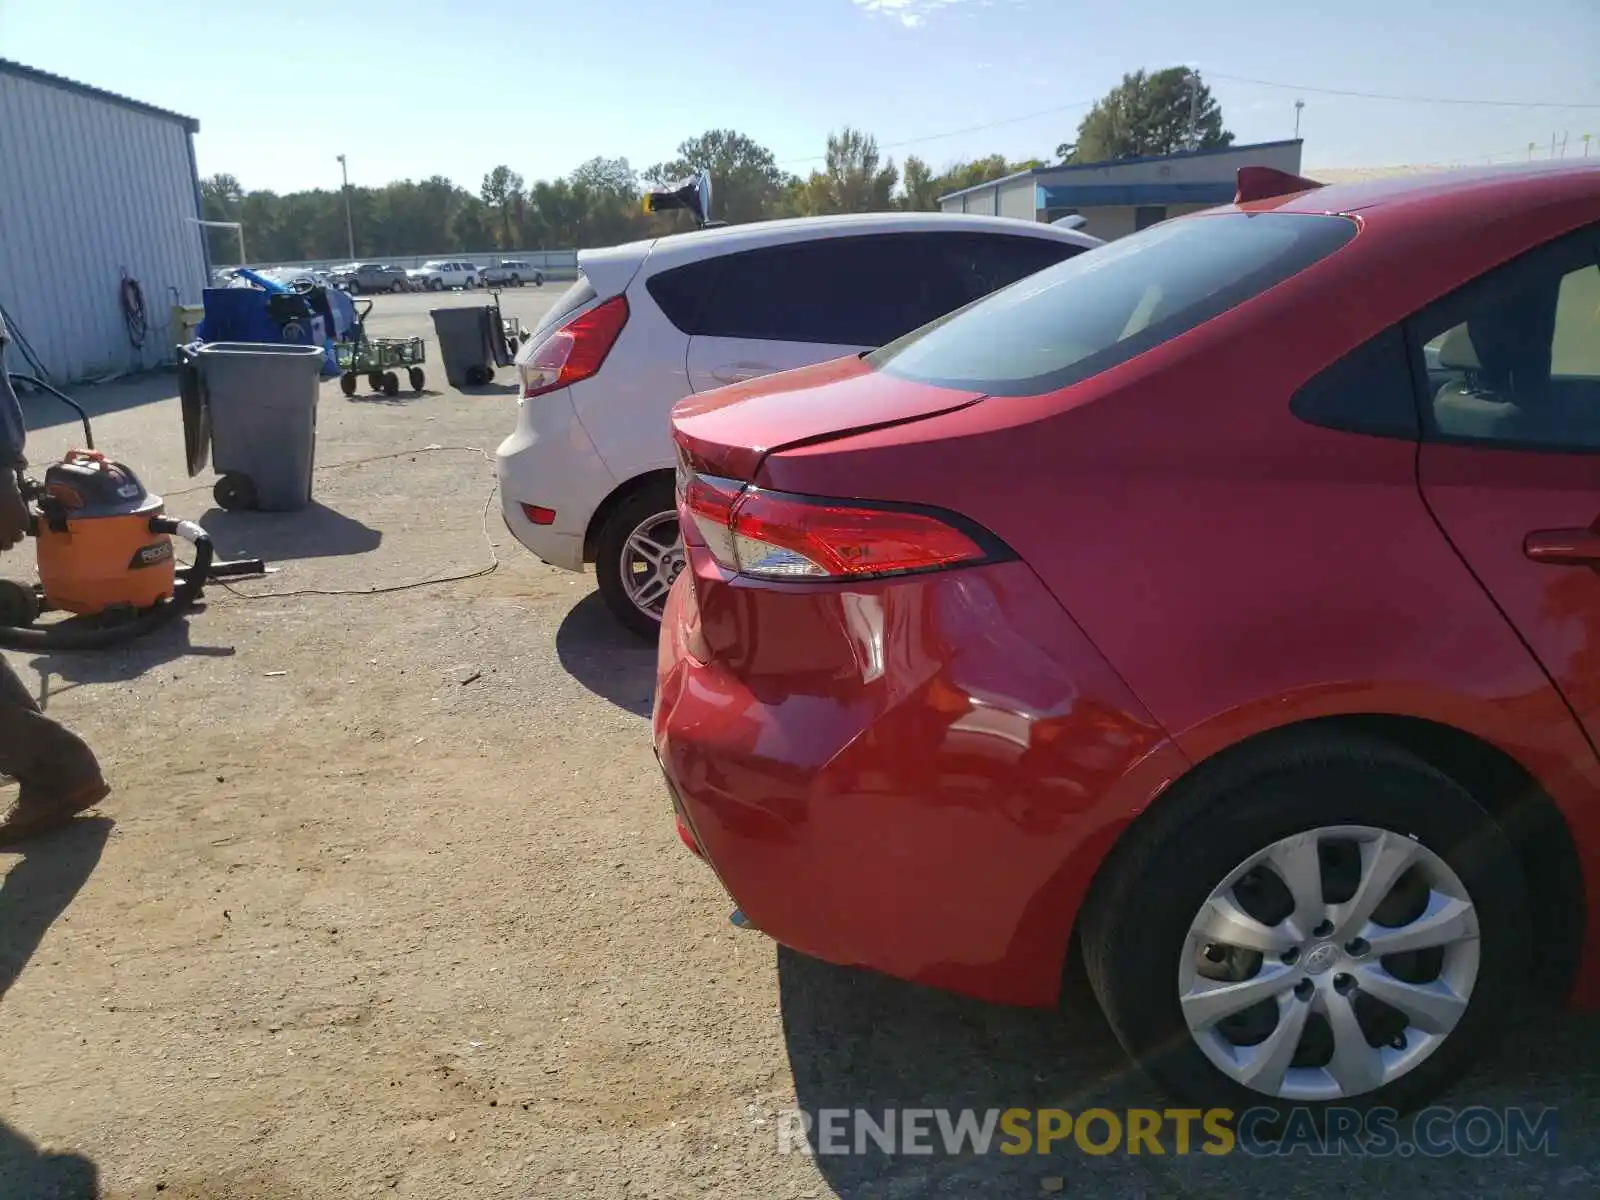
[938,139,1305,240]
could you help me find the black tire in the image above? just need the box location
[533,273,544,287]
[213,472,258,511]
[594,479,680,641]
[408,367,425,392]
[510,275,521,288]
[339,373,357,397]
[391,280,405,293]
[367,372,384,392]
[464,365,493,387]
[348,281,363,296]
[0,579,40,628]
[1079,733,1530,1120]
[429,279,443,292]
[382,371,400,397]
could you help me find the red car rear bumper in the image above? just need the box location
[652,559,1189,1008]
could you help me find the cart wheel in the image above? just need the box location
[367,372,385,391]
[409,367,426,392]
[214,472,258,512]
[340,373,357,397]
[383,371,400,397]
[0,579,40,628]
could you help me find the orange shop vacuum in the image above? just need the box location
[0,373,266,650]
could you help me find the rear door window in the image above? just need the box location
[1413,225,1600,449]
[647,258,723,333]
[683,233,1083,348]
[872,213,1357,396]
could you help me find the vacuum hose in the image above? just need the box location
[0,517,213,651]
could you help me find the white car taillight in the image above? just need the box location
[520,295,630,399]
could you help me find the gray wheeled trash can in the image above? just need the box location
[430,306,497,388]
[196,342,323,511]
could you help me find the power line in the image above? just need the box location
[1208,71,1600,110]
[768,72,1598,173]
[774,98,1096,165]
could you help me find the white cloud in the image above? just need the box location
[851,0,969,29]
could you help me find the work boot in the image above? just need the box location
[0,776,110,847]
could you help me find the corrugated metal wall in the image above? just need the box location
[0,70,206,382]
[997,179,1036,221]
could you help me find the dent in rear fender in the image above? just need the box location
[657,559,1192,1006]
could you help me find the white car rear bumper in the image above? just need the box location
[495,389,617,573]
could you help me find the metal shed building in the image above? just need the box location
[0,59,207,383]
[939,139,1304,241]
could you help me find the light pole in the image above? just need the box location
[336,154,355,260]
[1294,99,1305,139]
[1185,71,1201,151]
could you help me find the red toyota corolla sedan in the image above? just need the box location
[653,163,1600,1115]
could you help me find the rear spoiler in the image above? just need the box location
[1234,166,1324,204]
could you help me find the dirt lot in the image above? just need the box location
[1,288,1596,1198]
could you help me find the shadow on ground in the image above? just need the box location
[17,371,176,431]
[341,389,444,406]
[459,382,520,397]
[0,816,109,1197]
[780,950,1600,1196]
[555,592,655,717]
[0,815,110,999]
[197,501,381,563]
[0,1119,97,1200]
[27,615,235,708]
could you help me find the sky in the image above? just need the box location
[3,0,1597,194]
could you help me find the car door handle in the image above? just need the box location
[1524,527,1600,566]
[710,363,773,384]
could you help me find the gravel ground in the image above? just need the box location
[0,287,1595,1198]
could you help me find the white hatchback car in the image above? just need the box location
[494,212,1101,636]
[407,260,480,291]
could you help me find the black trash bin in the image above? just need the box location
[430,306,497,388]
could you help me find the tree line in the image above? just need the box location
[200,67,1231,265]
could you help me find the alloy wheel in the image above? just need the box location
[1179,824,1480,1101]
[619,511,684,622]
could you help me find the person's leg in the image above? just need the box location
[0,653,107,844]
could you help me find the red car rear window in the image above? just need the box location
[869,212,1357,397]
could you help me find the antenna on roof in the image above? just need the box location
[1234,166,1323,204]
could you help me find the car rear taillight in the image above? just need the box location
[681,472,1001,581]
[520,294,629,399]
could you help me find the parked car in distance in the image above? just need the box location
[655,163,1600,1116]
[332,263,411,294]
[494,212,1102,635]
[407,260,480,291]
[481,260,544,288]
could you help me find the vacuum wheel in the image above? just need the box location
[408,367,426,392]
[340,373,357,397]
[382,371,400,397]
[367,372,385,392]
[0,579,40,628]
[214,472,258,511]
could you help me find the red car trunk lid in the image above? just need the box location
[671,354,984,481]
